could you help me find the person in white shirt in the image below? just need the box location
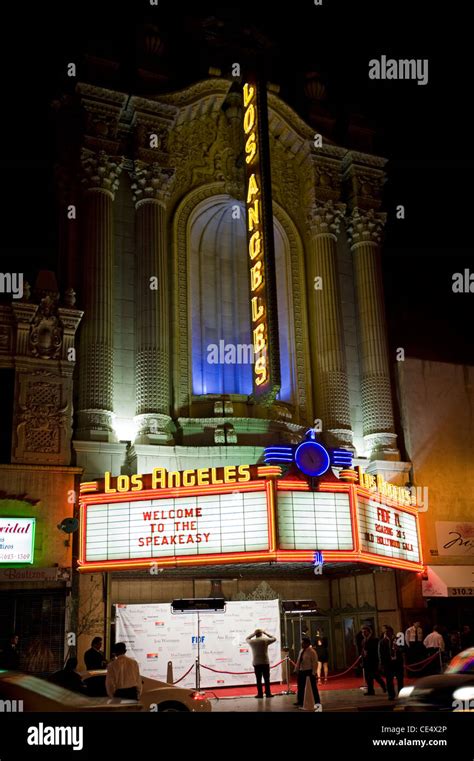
[405,621,424,664]
[246,629,276,699]
[424,626,445,652]
[294,636,320,708]
[423,626,445,675]
[105,642,142,700]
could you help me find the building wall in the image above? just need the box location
[398,359,474,566]
[0,465,79,568]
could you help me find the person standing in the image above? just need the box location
[105,642,142,700]
[245,629,276,699]
[424,626,445,674]
[405,621,424,664]
[361,625,386,696]
[314,632,329,683]
[294,636,320,708]
[460,624,474,651]
[84,636,107,670]
[0,634,20,670]
[379,625,404,700]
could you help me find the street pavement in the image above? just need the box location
[210,687,395,712]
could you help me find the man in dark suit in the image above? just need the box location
[0,634,20,670]
[361,625,386,696]
[84,636,107,670]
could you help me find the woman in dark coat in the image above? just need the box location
[314,632,329,683]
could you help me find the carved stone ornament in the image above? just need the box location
[29,295,63,358]
[16,373,68,458]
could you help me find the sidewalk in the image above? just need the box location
[210,687,394,712]
[208,678,398,712]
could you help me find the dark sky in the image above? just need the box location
[1,0,472,364]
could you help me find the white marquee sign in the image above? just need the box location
[84,491,269,562]
[358,496,420,563]
[277,491,353,550]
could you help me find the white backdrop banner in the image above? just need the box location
[115,599,282,689]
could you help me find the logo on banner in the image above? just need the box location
[146,653,159,660]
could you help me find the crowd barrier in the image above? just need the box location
[170,648,443,688]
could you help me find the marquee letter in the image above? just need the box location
[253,323,266,353]
[247,173,259,202]
[245,133,257,163]
[251,296,264,321]
[244,104,255,134]
[248,199,259,231]
[250,261,263,291]
[255,356,267,385]
[249,230,261,260]
[243,83,255,107]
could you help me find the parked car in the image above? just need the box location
[396,647,474,712]
[0,670,142,712]
[80,670,212,712]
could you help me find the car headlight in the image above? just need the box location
[453,687,474,701]
[398,686,415,698]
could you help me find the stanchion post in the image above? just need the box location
[281,655,295,695]
[195,657,200,691]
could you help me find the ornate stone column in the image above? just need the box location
[346,207,399,459]
[76,149,123,441]
[131,161,175,444]
[307,200,353,450]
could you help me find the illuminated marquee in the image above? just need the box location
[242,80,280,399]
[78,465,423,573]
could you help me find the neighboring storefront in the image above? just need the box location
[0,280,83,672]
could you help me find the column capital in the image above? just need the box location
[130,160,176,208]
[307,200,346,239]
[80,148,124,199]
[347,207,387,248]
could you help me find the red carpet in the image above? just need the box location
[203,674,415,698]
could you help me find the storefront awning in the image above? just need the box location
[422,565,474,597]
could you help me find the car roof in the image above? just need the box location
[0,671,141,710]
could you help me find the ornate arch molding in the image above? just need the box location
[171,184,312,427]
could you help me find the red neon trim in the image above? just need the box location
[350,484,360,553]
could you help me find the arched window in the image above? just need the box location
[189,196,296,402]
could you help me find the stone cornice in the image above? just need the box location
[342,151,387,211]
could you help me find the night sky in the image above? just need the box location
[1,0,471,365]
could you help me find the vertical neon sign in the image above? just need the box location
[242,78,280,402]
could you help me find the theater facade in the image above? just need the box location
[50,59,427,669]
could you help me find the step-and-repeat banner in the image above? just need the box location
[115,599,282,689]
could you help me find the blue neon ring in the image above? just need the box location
[294,441,330,477]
